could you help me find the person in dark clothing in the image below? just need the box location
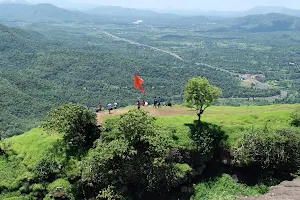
[158,97,161,108]
[96,104,102,113]
[153,97,157,108]
[137,101,141,110]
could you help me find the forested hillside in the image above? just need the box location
[1,5,300,137]
[0,3,91,22]
[212,13,300,32]
[245,6,300,17]
[1,21,285,137]
[233,13,300,32]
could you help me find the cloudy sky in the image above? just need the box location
[28,0,300,11]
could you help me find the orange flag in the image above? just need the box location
[134,74,146,94]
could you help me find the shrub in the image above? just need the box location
[234,128,300,175]
[191,174,268,200]
[34,158,60,182]
[47,179,74,200]
[30,184,46,198]
[82,110,192,198]
[290,107,300,126]
[42,103,100,152]
[97,186,125,200]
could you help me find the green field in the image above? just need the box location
[0,128,62,199]
[154,104,296,147]
[103,104,297,148]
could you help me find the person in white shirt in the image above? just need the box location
[114,102,118,109]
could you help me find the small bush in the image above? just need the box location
[42,103,100,152]
[30,184,46,198]
[191,174,268,200]
[34,158,60,182]
[47,179,74,200]
[97,186,125,200]
[290,107,300,126]
[234,128,300,175]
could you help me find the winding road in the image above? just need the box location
[99,30,287,101]
[101,31,184,61]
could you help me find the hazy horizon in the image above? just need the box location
[24,0,300,11]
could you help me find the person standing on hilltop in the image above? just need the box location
[153,97,157,108]
[114,102,118,109]
[108,103,112,114]
[137,101,141,110]
[99,104,103,112]
[158,97,161,108]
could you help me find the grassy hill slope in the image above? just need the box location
[0,128,62,199]
[102,104,296,147]
[1,104,299,199]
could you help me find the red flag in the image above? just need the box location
[134,74,145,94]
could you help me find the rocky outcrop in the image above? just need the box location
[242,179,300,200]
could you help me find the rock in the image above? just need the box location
[241,179,300,200]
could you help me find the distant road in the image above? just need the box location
[99,30,287,101]
[100,31,185,61]
[195,62,239,76]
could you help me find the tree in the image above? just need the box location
[185,77,222,124]
[82,110,191,199]
[42,103,100,152]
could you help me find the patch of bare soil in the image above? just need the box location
[96,106,196,125]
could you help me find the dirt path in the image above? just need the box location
[96,107,197,125]
[242,179,300,200]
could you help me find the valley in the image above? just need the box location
[1,2,300,200]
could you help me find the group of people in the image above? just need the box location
[136,100,149,110]
[97,102,118,114]
[136,97,167,110]
[96,96,172,114]
[153,97,162,108]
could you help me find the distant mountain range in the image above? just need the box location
[85,6,177,18]
[0,2,300,32]
[157,6,300,18]
[245,6,300,17]
[211,13,300,32]
[0,3,91,22]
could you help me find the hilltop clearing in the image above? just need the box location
[98,104,296,147]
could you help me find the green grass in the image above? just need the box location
[155,104,297,147]
[0,104,298,199]
[102,104,298,148]
[191,174,269,200]
[0,128,62,196]
[2,128,62,169]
